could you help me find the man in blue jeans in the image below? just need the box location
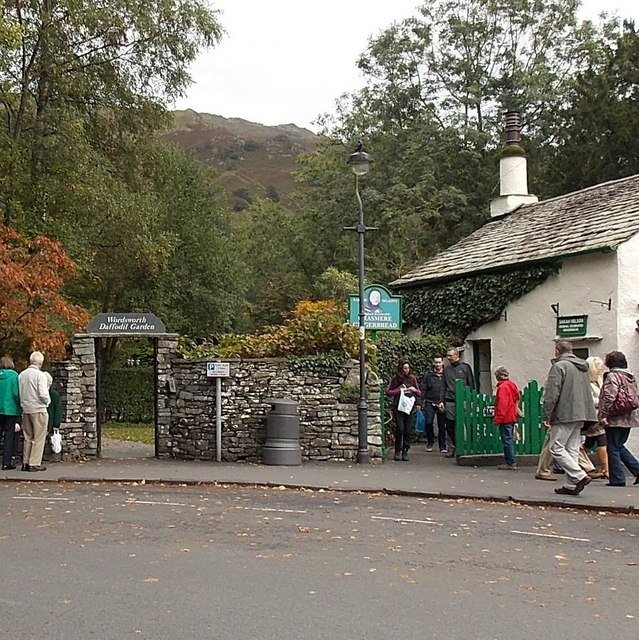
[493,366,520,470]
[420,356,447,452]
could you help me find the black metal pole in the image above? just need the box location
[354,175,370,464]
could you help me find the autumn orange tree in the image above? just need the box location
[0,225,90,361]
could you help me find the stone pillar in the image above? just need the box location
[156,334,180,458]
[51,335,96,459]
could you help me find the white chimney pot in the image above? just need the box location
[500,155,529,196]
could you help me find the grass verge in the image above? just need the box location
[102,422,154,445]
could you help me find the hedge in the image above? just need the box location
[100,366,154,423]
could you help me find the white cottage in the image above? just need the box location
[392,114,639,395]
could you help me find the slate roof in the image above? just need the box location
[391,173,639,288]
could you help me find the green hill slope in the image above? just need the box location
[166,110,318,204]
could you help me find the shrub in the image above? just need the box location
[373,332,449,382]
[179,300,366,359]
[100,366,154,423]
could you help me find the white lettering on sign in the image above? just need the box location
[206,362,230,377]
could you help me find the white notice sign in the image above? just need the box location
[206,362,230,377]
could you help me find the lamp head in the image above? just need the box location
[348,141,372,176]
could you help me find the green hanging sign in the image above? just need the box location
[349,285,402,331]
[556,315,588,337]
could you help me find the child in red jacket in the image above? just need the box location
[493,366,521,470]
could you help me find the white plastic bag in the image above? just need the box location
[50,429,62,454]
[397,389,415,415]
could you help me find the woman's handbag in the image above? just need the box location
[608,376,639,417]
[397,389,416,415]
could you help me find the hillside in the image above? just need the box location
[166,110,318,206]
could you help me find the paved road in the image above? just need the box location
[2,482,638,639]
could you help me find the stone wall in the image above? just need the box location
[55,334,384,463]
[157,353,383,462]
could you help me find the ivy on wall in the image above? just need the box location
[401,263,560,340]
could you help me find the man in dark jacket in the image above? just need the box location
[543,340,597,496]
[420,356,446,452]
[442,347,475,457]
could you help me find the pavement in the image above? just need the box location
[2,438,639,513]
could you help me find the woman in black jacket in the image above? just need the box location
[386,360,421,462]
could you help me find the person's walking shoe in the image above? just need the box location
[535,473,557,481]
[425,444,433,452]
[634,476,639,486]
[21,464,30,472]
[401,452,409,462]
[440,448,448,454]
[27,465,47,472]
[498,463,517,470]
[2,464,16,470]
[393,453,401,461]
[605,482,626,487]
[554,486,578,495]
[574,475,592,494]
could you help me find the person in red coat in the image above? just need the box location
[493,366,521,470]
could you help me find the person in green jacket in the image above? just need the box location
[0,356,21,470]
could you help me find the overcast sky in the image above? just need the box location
[172,0,639,132]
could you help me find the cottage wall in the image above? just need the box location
[465,252,618,390]
[617,233,639,369]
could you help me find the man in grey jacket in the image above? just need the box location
[18,351,50,472]
[542,340,597,495]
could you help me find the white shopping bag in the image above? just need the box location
[397,389,415,415]
[50,429,62,454]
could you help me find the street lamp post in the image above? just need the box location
[346,142,373,464]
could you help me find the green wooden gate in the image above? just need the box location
[454,379,544,456]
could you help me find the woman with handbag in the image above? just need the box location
[583,356,608,479]
[598,351,639,487]
[386,360,421,462]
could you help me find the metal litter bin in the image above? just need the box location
[262,398,301,465]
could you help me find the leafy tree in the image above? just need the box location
[0,0,222,225]
[231,198,310,330]
[293,0,614,285]
[265,185,280,201]
[313,267,359,302]
[0,224,90,360]
[232,187,252,211]
[137,144,245,337]
[0,0,240,359]
[537,18,639,195]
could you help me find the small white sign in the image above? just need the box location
[206,362,230,377]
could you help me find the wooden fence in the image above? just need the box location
[454,379,545,456]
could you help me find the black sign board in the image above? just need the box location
[86,313,166,334]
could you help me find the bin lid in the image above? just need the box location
[265,398,298,415]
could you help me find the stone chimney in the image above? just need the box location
[489,111,538,217]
